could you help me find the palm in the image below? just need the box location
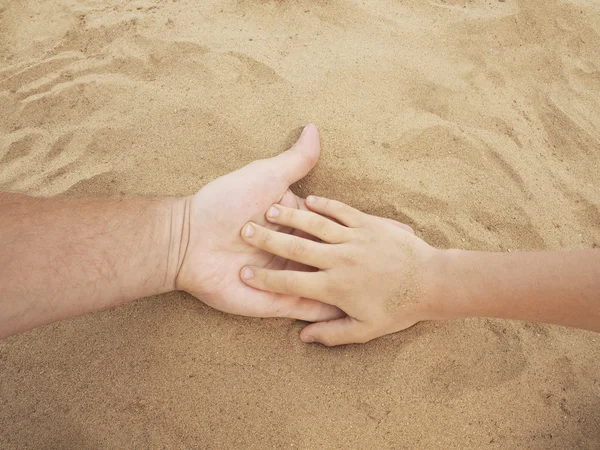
[175,125,342,322]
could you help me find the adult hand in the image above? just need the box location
[175,125,344,322]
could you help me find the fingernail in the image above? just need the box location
[243,223,255,238]
[267,206,279,218]
[242,267,254,280]
[300,124,312,137]
[303,335,315,343]
[306,196,317,205]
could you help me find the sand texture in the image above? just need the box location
[1,0,600,448]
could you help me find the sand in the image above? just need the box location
[1,0,600,448]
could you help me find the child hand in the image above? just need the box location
[239,196,443,346]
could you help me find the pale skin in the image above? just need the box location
[0,124,343,339]
[3,123,599,344]
[240,197,600,346]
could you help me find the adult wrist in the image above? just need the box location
[164,195,192,292]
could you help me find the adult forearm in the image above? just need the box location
[434,249,600,331]
[0,193,189,338]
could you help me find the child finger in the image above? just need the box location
[265,204,352,244]
[305,196,364,228]
[240,267,338,305]
[299,317,372,346]
[241,222,334,268]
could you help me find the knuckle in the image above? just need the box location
[283,273,299,292]
[311,216,329,235]
[282,207,296,223]
[337,249,360,266]
[290,239,306,257]
[323,276,342,298]
[259,229,272,248]
[319,334,336,347]
[258,269,271,287]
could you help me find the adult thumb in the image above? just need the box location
[300,316,365,347]
[270,124,321,185]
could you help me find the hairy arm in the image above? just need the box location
[0,193,187,338]
[0,124,343,339]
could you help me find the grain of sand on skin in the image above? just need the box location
[1,0,599,448]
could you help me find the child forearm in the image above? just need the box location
[435,249,600,331]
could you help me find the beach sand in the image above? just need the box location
[1,0,600,448]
